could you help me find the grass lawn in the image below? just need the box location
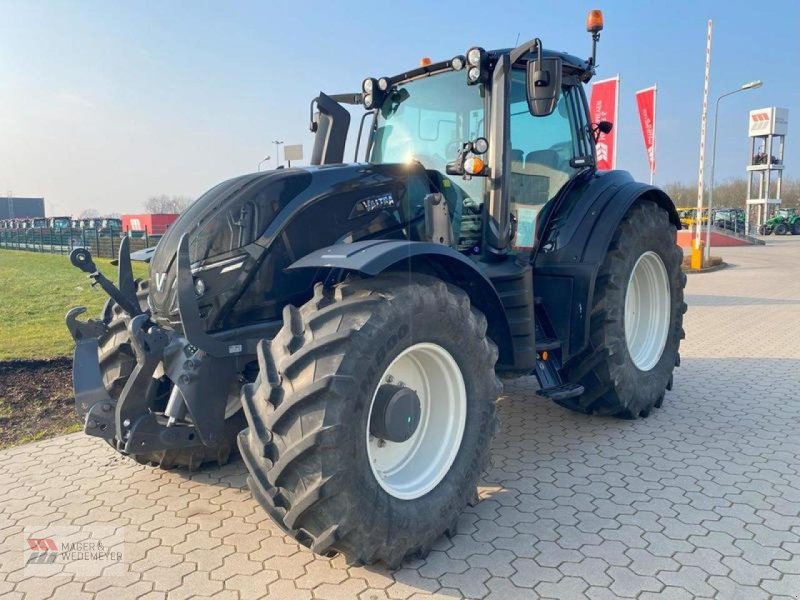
[0,249,148,361]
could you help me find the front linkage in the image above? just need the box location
[65,235,250,458]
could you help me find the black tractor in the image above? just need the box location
[66,11,685,566]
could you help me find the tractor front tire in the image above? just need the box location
[98,280,245,470]
[561,201,686,419]
[239,274,500,567]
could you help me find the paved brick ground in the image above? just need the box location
[1,237,799,599]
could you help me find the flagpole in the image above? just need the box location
[651,83,657,186]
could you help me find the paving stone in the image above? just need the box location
[608,566,664,598]
[466,550,517,577]
[438,566,491,599]
[722,556,782,586]
[656,565,716,597]
[535,575,589,599]
[509,558,563,587]
[559,557,613,586]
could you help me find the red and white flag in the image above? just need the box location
[589,75,619,170]
[635,86,657,181]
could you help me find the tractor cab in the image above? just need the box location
[312,24,605,261]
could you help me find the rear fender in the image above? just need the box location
[287,240,516,368]
[534,171,680,363]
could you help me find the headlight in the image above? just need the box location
[467,67,481,83]
[363,78,374,93]
[378,77,389,91]
[364,93,374,108]
[472,137,489,155]
[451,55,465,71]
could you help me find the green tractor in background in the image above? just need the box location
[760,208,800,235]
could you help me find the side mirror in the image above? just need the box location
[527,57,562,117]
[592,120,613,142]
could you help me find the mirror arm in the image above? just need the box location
[510,37,543,65]
[445,141,473,176]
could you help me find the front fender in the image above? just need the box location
[287,240,518,369]
[287,239,485,277]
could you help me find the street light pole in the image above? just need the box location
[705,80,763,261]
[257,155,271,172]
[272,140,284,168]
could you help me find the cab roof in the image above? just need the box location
[386,47,592,87]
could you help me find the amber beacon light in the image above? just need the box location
[586,10,604,33]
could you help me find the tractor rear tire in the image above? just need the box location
[561,201,686,419]
[775,223,788,235]
[239,274,500,567]
[792,221,800,235]
[98,280,245,470]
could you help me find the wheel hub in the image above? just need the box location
[369,384,421,443]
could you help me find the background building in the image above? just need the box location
[1,196,45,219]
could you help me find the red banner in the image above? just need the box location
[589,76,619,170]
[635,86,657,176]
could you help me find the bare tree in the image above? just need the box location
[662,178,799,211]
[144,195,192,214]
[662,182,697,207]
[78,208,100,218]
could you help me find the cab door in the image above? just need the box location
[508,70,590,252]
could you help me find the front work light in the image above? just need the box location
[363,78,377,93]
[378,77,390,91]
[472,137,489,155]
[451,55,465,71]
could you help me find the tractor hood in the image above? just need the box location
[148,169,314,319]
[148,162,436,327]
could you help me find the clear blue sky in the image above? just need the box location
[1,0,798,215]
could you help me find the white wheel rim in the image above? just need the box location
[366,343,467,500]
[624,251,670,371]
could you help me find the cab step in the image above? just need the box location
[536,383,584,401]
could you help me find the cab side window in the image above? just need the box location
[509,69,581,251]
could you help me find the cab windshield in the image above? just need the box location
[370,70,484,182]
